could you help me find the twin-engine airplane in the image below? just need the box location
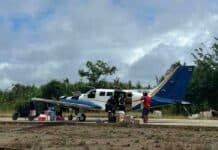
[32,65,194,121]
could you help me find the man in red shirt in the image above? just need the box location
[141,91,151,123]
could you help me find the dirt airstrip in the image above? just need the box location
[0,123,218,150]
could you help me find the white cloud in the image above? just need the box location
[0,78,15,89]
[0,62,10,70]
[0,0,218,89]
[125,47,146,65]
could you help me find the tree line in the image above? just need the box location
[0,39,217,113]
[187,39,218,112]
[0,60,146,111]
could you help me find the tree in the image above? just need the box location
[128,80,132,89]
[40,80,65,99]
[63,78,71,95]
[166,61,181,75]
[155,62,181,85]
[145,84,152,89]
[187,39,218,110]
[113,77,120,89]
[79,60,117,87]
[2,84,40,102]
[135,81,142,89]
[155,75,164,85]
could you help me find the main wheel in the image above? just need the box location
[68,115,73,121]
[79,114,86,122]
[108,112,116,123]
[28,116,34,121]
[12,113,18,120]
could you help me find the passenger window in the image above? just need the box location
[99,92,105,96]
[107,92,113,96]
[127,93,132,97]
[88,90,96,98]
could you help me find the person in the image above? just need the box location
[106,96,116,122]
[141,91,151,123]
[55,106,64,121]
[118,94,125,111]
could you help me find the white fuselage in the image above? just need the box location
[78,89,143,110]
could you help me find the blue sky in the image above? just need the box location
[0,0,218,89]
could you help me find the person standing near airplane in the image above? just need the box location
[141,91,151,123]
[106,96,116,122]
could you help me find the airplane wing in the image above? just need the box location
[31,97,103,111]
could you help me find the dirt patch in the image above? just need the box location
[0,123,217,150]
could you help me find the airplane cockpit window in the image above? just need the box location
[99,91,105,96]
[107,92,113,96]
[88,90,96,98]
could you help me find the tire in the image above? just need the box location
[108,112,112,122]
[79,114,86,122]
[12,113,18,121]
[28,116,34,121]
[108,112,116,123]
[68,115,73,121]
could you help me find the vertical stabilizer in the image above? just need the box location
[151,66,194,107]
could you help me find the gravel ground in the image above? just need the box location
[0,123,218,150]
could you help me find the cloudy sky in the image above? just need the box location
[0,0,218,89]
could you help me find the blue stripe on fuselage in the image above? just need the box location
[60,98,102,109]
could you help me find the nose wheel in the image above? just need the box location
[12,113,18,121]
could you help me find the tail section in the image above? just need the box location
[151,66,194,107]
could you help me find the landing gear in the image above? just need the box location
[28,116,34,121]
[182,105,191,116]
[78,113,86,122]
[74,108,86,122]
[68,108,73,121]
[67,113,86,121]
[68,114,73,121]
[67,108,86,122]
[12,113,18,121]
[108,111,116,123]
[76,112,86,122]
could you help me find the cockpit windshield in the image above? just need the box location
[87,90,96,98]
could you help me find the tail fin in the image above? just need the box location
[151,66,194,107]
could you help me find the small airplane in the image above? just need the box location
[32,65,194,121]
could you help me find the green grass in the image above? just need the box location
[0,101,18,117]
[0,102,15,112]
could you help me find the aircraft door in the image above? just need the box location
[114,90,126,111]
[125,92,132,111]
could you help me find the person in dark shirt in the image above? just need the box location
[141,91,151,123]
[106,96,116,122]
